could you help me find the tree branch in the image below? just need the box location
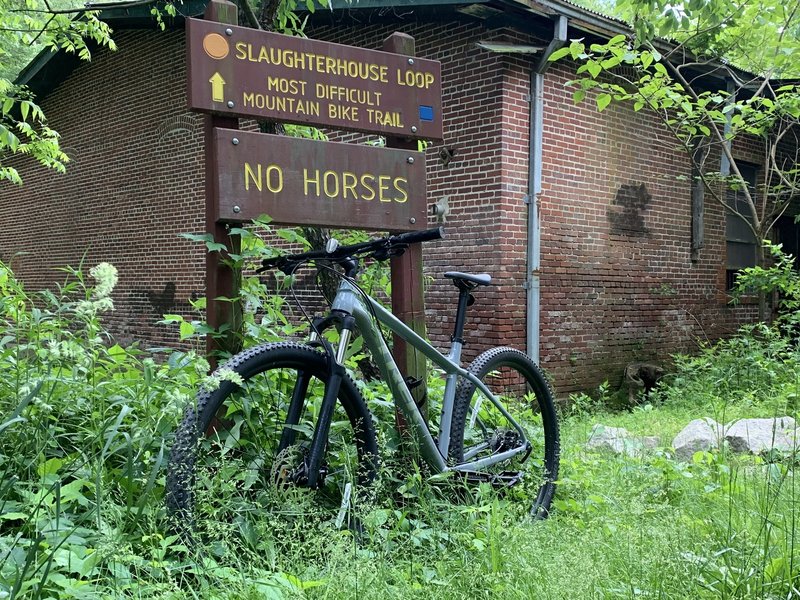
[238,0,261,30]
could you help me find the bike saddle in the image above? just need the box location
[444,271,492,289]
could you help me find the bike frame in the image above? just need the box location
[325,279,530,474]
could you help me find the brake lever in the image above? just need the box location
[256,256,288,274]
[371,241,409,261]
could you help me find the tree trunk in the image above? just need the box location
[301,226,339,303]
[258,0,281,29]
[755,237,769,322]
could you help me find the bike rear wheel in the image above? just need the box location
[448,347,560,517]
[166,342,379,547]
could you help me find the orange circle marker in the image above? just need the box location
[203,33,229,60]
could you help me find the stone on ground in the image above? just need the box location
[587,424,658,456]
[725,417,798,455]
[672,418,725,461]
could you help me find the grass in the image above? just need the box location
[2,259,800,598]
[268,407,798,599]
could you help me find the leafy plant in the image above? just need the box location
[0,260,203,597]
[1,0,116,185]
[567,380,612,416]
[733,242,800,331]
[549,0,800,319]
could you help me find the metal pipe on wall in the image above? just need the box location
[527,15,567,363]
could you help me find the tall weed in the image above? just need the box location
[0,261,257,597]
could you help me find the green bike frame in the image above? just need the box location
[327,279,529,473]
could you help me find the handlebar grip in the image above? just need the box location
[390,227,445,246]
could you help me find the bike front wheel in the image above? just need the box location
[448,347,560,517]
[166,342,379,547]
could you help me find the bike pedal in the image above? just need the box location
[496,471,524,487]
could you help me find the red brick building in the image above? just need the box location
[3,0,792,395]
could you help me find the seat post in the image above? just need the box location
[444,271,491,347]
[452,284,473,344]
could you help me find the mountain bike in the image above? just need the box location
[166,227,559,538]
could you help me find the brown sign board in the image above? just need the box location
[211,128,427,231]
[187,19,443,141]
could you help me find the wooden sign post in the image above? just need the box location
[383,32,430,422]
[190,5,442,414]
[203,0,240,364]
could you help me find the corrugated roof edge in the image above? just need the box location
[15,0,207,89]
[15,0,766,102]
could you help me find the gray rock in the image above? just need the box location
[587,424,630,453]
[725,417,797,455]
[641,436,661,450]
[672,418,725,461]
[587,424,652,456]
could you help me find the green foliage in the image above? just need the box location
[3,247,800,596]
[0,0,117,185]
[657,322,800,417]
[550,0,800,264]
[733,242,800,330]
[0,260,193,596]
[567,380,612,416]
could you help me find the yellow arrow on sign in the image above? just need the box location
[209,72,226,103]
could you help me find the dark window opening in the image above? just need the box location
[726,163,759,290]
[776,209,800,266]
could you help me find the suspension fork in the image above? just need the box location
[277,374,310,453]
[277,314,340,452]
[306,312,355,489]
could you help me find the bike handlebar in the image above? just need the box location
[257,226,445,275]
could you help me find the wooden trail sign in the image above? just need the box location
[211,128,427,231]
[193,1,440,430]
[186,18,443,141]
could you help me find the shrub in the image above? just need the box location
[0,260,216,597]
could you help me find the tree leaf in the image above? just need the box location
[548,46,572,62]
[179,321,195,340]
[596,93,612,111]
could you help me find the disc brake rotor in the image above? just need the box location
[270,444,309,487]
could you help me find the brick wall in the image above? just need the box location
[0,13,764,396]
[0,30,208,349]
[309,19,533,358]
[309,15,761,396]
[537,60,726,392]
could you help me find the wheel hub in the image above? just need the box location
[270,444,328,488]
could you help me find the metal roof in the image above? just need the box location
[16,0,208,94]
[15,0,745,99]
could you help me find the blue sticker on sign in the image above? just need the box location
[419,105,434,122]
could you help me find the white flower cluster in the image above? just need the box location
[203,368,244,392]
[90,262,118,299]
[76,263,119,317]
[47,339,85,361]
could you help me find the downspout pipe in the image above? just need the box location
[527,15,567,364]
[720,77,735,176]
